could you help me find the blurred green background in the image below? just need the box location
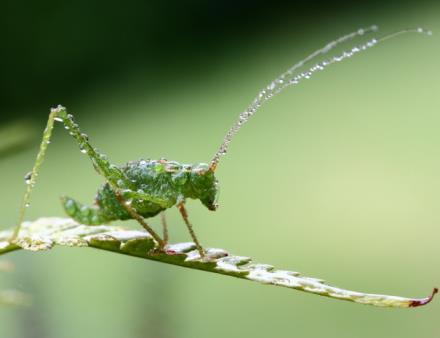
[1,1,439,337]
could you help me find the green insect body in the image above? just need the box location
[62,160,218,225]
[11,25,430,259]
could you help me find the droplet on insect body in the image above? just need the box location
[80,205,91,216]
[24,172,32,185]
[64,199,76,214]
[171,172,187,185]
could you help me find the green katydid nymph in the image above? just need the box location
[11,25,431,258]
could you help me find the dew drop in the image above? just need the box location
[64,199,76,213]
[80,205,89,213]
[24,172,32,185]
[80,148,87,154]
[171,171,187,185]
[54,117,63,122]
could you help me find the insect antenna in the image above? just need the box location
[209,26,432,171]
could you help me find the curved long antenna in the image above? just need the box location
[209,26,432,171]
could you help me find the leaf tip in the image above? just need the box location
[409,288,438,308]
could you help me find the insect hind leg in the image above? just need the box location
[54,106,128,187]
[10,105,128,241]
[61,196,111,225]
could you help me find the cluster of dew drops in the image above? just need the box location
[210,26,432,166]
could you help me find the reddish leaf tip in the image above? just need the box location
[409,288,438,308]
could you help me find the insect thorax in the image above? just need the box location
[95,159,219,220]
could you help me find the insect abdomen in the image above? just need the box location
[61,196,113,225]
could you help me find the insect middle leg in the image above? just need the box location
[177,203,205,258]
[113,190,166,249]
[160,212,169,244]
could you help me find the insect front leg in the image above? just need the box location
[176,203,205,258]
